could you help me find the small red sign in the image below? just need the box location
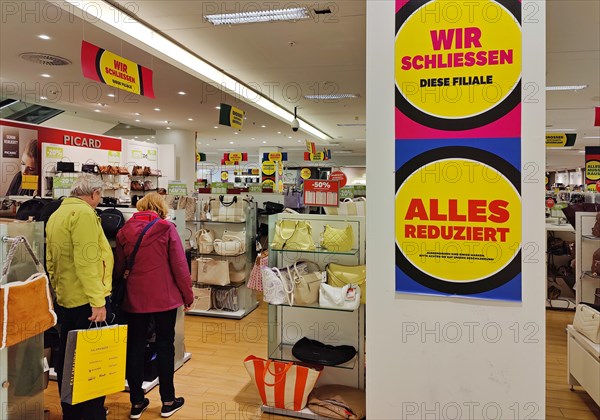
[596,180,600,193]
[304,180,340,207]
[546,198,555,209]
[329,171,348,188]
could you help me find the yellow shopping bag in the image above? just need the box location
[60,324,127,405]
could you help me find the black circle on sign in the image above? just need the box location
[395,0,522,131]
[395,146,521,295]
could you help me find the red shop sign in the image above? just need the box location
[304,180,340,207]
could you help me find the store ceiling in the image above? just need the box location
[0,1,598,166]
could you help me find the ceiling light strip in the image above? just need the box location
[205,8,310,25]
[59,0,330,141]
[546,85,588,91]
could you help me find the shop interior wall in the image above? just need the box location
[366,1,546,418]
[153,129,196,190]
[39,113,116,135]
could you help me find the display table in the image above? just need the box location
[567,325,600,406]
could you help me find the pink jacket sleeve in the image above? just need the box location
[167,224,194,306]
[113,234,126,284]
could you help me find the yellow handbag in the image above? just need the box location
[322,224,353,252]
[326,263,366,305]
[271,220,316,251]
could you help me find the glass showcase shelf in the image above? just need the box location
[270,247,359,256]
[268,343,357,370]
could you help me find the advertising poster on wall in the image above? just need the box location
[585,146,600,190]
[394,0,522,301]
[0,124,39,196]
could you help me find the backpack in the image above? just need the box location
[99,208,125,239]
[37,198,65,226]
[15,198,52,221]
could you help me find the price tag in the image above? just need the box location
[304,180,339,207]
[168,182,187,196]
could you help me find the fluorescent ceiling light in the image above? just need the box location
[336,150,354,154]
[41,74,51,78]
[546,129,575,132]
[59,1,329,141]
[584,136,600,139]
[154,108,160,111]
[38,34,50,40]
[178,91,186,95]
[337,123,366,127]
[304,94,359,100]
[205,7,310,25]
[546,85,587,91]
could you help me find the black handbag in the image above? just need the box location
[292,337,357,366]
[81,163,99,173]
[56,161,75,172]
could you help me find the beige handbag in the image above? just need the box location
[195,229,215,254]
[210,195,249,222]
[196,258,230,286]
[223,228,246,253]
[177,196,197,221]
[214,239,244,256]
[573,303,600,344]
[229,258,247,285]
[289,261,324,306]
[191,284,211,311]
[191,259,199,282]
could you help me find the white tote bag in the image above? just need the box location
[324,197,366,216]
[261,267,293,306]
[319,283,361,311]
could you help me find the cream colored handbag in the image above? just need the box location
[289,262,324,306]
[229,258,247,285]
[191,285,211,311]
[319,283,361,311]
[195,229,215,254]
[573,303,600,343]
[322,224,353,252]
[196,258,230,286]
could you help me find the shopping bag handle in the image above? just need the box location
[219,195,237,207]
[262,360,294,386]
[1,236,45,282]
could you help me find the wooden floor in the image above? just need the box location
[42,306,600,419]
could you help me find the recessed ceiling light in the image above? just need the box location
[288,136,292,139]
[297,140,302,143]
[277,131,281,134]
[107,93,115,98]
[41,73,51,78]
[304,93,360,100]
[166,127,171,130]
[215,106,221,109]
[204,7,310,25]
[546,85,587,91]
[94,109,100,112]
[261,125,266,128]
[164,120,170,124]
[251,138,255,140]
[187,118,193,121]
[234,132,238,135]
[154,108,160,111]
[38,34,51,40]
[262,141,267,144]
[98,103,106,107]
[206,144,210,146]
[178,91,186,95]
[229,141,234,145]
[134,112,141,116]
[125,125,130,128]
[135,119,140,122]
[134,136,138,139]
[40,96,47,100]
[214,126,218,129]
[151,136,155,139]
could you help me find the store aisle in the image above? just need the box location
[42,306,599,419]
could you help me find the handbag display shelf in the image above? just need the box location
[0,221,47,417]
[262,213,366,420]
[185,199,259,320]
[574,213,600,306]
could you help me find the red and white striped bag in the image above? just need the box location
[243,355,323,411]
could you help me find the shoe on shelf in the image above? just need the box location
[161,397,185,418]
[130,398,150,419]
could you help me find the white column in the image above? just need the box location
[366,1,546,418]
[154,129,195,191]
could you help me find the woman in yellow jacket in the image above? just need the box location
[46,173,113,420]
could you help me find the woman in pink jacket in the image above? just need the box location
[113,193,193,419]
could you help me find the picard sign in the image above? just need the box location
[63,135,102,148]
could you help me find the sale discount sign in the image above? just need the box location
[304,180,339,207]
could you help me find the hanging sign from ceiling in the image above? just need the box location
[219,104,245,130]
[545,133,577,147]
[262,152,288,161]
[585,146,600,187]
[81,41,155,98]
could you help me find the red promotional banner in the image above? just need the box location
[585,146,600,187]
[81,41,155,98]
[595,107,600,126]
[329,171,348,188]
[303,180,339,207]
